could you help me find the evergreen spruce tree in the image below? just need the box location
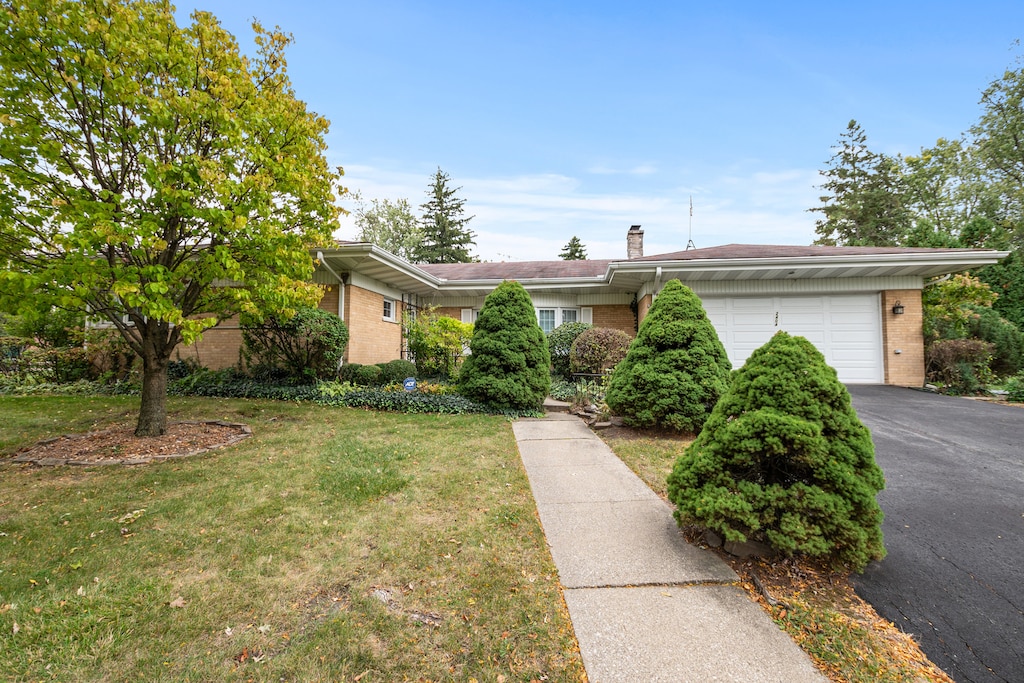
[559,236,588,260]
[458,281,550,411]
[811,120,912,246]
[667,331,886,571]
[605,279,731,433]
[414,168,476,264]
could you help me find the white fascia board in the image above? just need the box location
[348,271,406,300]
[607,250,1010,280]
[432,277,612,294]
[315,244,443,291]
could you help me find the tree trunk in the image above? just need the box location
[136,351,169,437]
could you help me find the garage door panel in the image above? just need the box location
[700,294,882,384]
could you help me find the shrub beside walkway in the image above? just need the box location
[512,413,826,682]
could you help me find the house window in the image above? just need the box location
[537,309,556,333]
[537,307,580,333]
[383,298,396,322]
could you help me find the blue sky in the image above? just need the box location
[181,1,1024,261]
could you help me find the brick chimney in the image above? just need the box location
[627,225,644,259]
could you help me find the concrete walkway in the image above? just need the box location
[512,413,826,683]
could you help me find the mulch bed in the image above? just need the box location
[7,421,252,466]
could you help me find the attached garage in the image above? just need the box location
[701,294,884,384]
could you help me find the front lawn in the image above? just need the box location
[0,396,584,681]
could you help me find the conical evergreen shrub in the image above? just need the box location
[666,331,886,571]
[605,279,731,433]
[458,281,551,411]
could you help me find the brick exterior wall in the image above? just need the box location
[637,294,653,325]
[173,316,243,370]
[881,289,925,386]
[173,285,347,371]
[344,285,403,365]
[318,285,340,315]
[590,304,636,336]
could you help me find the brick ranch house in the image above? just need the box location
[178,226,1008,386]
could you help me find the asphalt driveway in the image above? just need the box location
[846,385,1023,683]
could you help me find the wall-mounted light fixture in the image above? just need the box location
[891,301,905,315]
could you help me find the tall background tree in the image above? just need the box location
[414,167,475,264]
[810,54,1024,388]
[559,236,587,260]
[354,197,423,261]
[0,0,342,435]
[811,120,912,246]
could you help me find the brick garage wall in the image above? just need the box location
[344,285,403,365]
[318,285,340,315]
[173,316,243,370]
[881,289,925,386]
[590,304,636,336]
[636,294,653,325]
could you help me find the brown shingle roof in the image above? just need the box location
[414,244,993,281]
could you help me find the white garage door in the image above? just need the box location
[701,294,883,384]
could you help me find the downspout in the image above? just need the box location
[316,251,346,320]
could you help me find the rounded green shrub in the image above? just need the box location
[547,321,592,378]
[353,364,382,386]
[339,362,362,384]
[458,281,551,411]
[966,305,1022,377]
[667,331,886,571]
[242,306,349,382]
[377,359,417,385]
[605,279,731,433]
[569,327,632,374]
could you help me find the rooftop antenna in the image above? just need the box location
[686,195,697,250]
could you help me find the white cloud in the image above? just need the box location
[336,163,821,261]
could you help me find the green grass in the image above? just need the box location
[0,396,585,682]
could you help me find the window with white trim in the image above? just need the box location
[536,307,580,333]
[383,297,396,322]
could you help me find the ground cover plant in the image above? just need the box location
[668,331,886,571]
[600,428,953,683]
[605,279,731,433]
[0,396,584,681]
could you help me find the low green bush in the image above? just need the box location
[1006,374,1024,402]
[925,338,994,394]
[569,327,631,374]
[339,363,362,384]
[354,364,383,387]
[966,305,1022,377]
[548,378,577,402]
[242,306,349,381]
[166,369,537,417]
[377,359,417,385]
[548,322,592,378]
